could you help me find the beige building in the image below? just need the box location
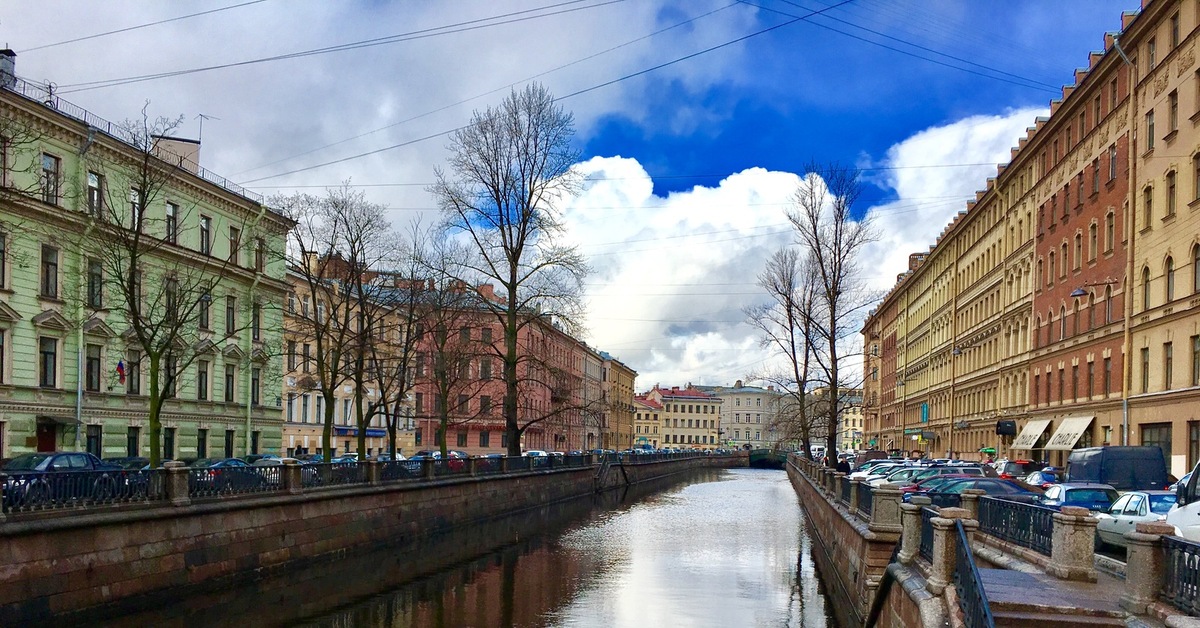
[601,353,637,450]
[698,381,782,450]
[643,384,721,450]
[633,396,662,449]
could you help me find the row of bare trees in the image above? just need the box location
[747,163,877,461]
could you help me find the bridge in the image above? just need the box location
[748,448,788,469]
[787,454,1196,627]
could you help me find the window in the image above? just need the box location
[127,350,141,395]
[415,392,423,415]
[480,431,490,447]
[164,427,176,459]
[1104,286,1114,323]
[228,226,240,264]
[1144,186,1153,225]
[1142,423,1173,469]
[165,278,178,323]
[1109,144,1118,181]
[1110,79,1119,111]
[1092,159,1100,195]
[1088,223,1097,261]
[1143,266,1152,311]
[1148,37,1157,70]
[165,202,178,243]
[199,292,210,330]
[87,259,103,308]
[480,395,492,414]
[1167,257,1176,301]
[1087,361,1095,398]
[1172,12,1181,48]
[1195,245,1200,294]
[1194,154,1200,201]
[1165,342,1174,390]
[1073,234,1082,269]
[251,303,261,341]
[85,344,101,392]
[479,358,492,380]
[1059,306,1067,340]
[225,430,235,458]
[1104,357,1112,395]
[224,364,236,403]
[86,425,102,457]
[1105,212,1115,252]
[1141,347,1151,393]
[1167,171,1177,217]
[251,431,260,455]
[0,330,5,384]
[225,296,236,335]
[457,432,467,447]
[129,187,142,230]
[254,238,265,272]
[87,171,104,216]
[165,354,177,397]
[40,245,58,298]
[301,394,310,423]
[287,341,297,371]
[126,427,140,457]
[40,153,60,204]
[1170,91,1179,133]
[38,337,56,387]
[1193,335,1200,387]
[481,327,492,343]
[0,231,6,289]
[197,360,209,400]
[251,368,260,406]
[199,215,212,255]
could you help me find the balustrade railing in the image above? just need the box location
[858,483,875,518]
[840,476,851,505]
[188,465,282,498]
[1,469,168,512]
[1162,535,1200,615]
[977,496,1054,557]
[953,519,996,628]
[380,460,422,481]
[919,507,936,561]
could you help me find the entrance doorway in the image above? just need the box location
[36,421,57,452]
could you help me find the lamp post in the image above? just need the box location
[1068,277,1123,444]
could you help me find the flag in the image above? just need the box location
[116,360,126,385]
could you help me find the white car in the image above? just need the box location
[849,461,904,480]
[523,450,547,457]
[1096,490,1177,548]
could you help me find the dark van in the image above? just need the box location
[1065,446,1168,491]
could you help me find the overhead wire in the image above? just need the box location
[21,0,272,52]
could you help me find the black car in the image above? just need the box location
[919,477,1043,507]
[188,458,267,493]
[2,452,125,508]
[104,456,151,470]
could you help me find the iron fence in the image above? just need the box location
[299,462,368,488]
[840,477,851,505]
[858,483,874,519]
[919,507,936,562]
[380,460,421,481]
[1162,535,1200,616]
[0,469,167,513]
[188,465,281,498]
[977,496,1054,557]
[953,519,996,628]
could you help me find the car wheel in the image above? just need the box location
[92,474,117,502]
[24,480,51,508]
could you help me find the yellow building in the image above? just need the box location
[601,353,637,450]
[644,384,722,450]
[633,396,662,449]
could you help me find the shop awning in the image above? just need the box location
[1010,419,1052,450]
[1043,416,1095,451]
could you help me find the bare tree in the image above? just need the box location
[430,83,589,456]
[274,184,392,460]
[787,163,877,460]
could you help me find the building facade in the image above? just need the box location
[698,381,783,450]
[601,352,636,450]
[643,384,722,450]
[0,56,291,460]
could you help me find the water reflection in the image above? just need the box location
[94,469,833,627]
[307,469,832,628]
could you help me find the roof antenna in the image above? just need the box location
[195,112,219,142]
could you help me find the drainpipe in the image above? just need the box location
[74,128,98,450]
[244,203,267,456]
[1114,36,1136,446]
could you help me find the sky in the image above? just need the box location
[2,0,1138,391]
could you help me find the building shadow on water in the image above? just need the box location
[81,470,721,628]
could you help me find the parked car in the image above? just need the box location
[188,458,267,492]
[910,477,1043,506]
[1040,483,1120,513]
[994,459,1046,480]
[906,464,996,485]
[523,450,548,457]
[897,474,983,495]
[241,454,279,464]
[2,452,125,507]
[103,456,151,470]
[1065,446,1169,491]
[1095,490,1176,549]
[1023,468,1063,489]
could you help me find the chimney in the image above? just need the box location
[151,135,201,174]
[734,379,743,388]
[477,283,496,302]
[0,49,15,89]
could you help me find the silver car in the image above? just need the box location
[1095,490,1177,548]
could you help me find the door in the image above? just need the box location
[36,422,57,452]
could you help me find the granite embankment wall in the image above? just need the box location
[0,455,743,622]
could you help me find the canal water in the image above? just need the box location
[96,468,834,627]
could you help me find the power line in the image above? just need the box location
[239,0,852,184]
[21,0,272,52]
[57,0,626,93]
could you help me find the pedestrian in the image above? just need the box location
[836,458,851,474]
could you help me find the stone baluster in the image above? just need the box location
[849,478,860,512]
[833,472,847,503]
[870,483,905,535]
[958,488,986,520]
[926,507,976,596]
[1120,521,1176,614]
[281,458,303,495]
[422,458,436,480]
[898,495,931,564]
[468,457,478,477]
[1048,505,1098,581]
[164,460,190,506]
[366,459,381,485]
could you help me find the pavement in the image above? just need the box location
[980,567,1130,626]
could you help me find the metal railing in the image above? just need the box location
[188,466,282,498]
[1,469,167,512]
[301,462,369,488]
[953,519,996,628]
[977,496,1054,557]
[380,460,422,481]
[840,476,851,505]
[1162,535,1200,616]
[858,483,875,518]
[919,507,936,561]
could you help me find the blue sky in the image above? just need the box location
[3,0,1139,387]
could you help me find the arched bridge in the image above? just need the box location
[748,449,788,469]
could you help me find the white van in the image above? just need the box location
[1166,461,1200,540]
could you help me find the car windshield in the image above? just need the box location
[1066,489,1117,503]
[190,458,226,468]
[1150,494,1178,514]
[4,454,51,470]
[1002,461,1041,475]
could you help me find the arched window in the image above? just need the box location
[1035,315,1042,348]
[1073,298,1081,335]
[1089,223,1098,260]
[1104,286,1113,323]
[1088,292,1095,330]
[1193,244,1200,294]
[1048,252,1055,285]
[1061,243,1068,277]
[1166,256,1176,301]
[1143,266,1152,311]
[1036,259,1044,290]
[1074,234,1083,269]
[1059,306,1067,340]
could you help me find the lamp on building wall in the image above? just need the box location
[1068,277,1119,298]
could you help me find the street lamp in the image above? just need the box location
[1068,277,1120,298]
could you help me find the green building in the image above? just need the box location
[0,51,291,461]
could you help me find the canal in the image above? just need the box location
[94,468,834,627]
